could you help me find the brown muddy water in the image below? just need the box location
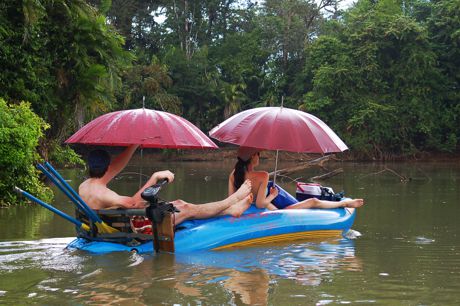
[0,158,459,305]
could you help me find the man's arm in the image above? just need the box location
[104,170,174,208]
[132,170,175,203]
[100,189,146,209]
[101,145,139,184]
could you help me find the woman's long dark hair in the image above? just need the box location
[233,157,250,190]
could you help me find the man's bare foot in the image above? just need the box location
[230,179,252,202]
[343,199,364,208]
[227,194,253,218]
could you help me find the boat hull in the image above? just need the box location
[67,206,356,254]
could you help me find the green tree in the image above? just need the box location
[427,0,460,149]
[0,99,52,206]
[209,26,271,110]
[119,56,182,114]
[302,0,447,158]
[0,0,132,147]
[220,82,247,118]
[163,46,218,129]
[259,0,338,103]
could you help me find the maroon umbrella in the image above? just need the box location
[66,108,218,149]
[209,107,347,153]
[209,107,348,183]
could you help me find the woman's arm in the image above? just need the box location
[254,172,278,210]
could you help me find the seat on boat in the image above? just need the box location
[75,208,152,241]
[74,208,175,252]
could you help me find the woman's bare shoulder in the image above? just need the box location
[247,171,268,182]
[252,171,269,178]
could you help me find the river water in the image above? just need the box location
[0,159,459,305]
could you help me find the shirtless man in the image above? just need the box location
[228,147,364,210]
[79,145,252,225]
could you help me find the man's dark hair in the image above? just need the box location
[87,149,111,178]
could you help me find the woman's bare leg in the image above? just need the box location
[285,198,364,209]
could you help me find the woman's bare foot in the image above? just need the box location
[227,194,253,218]
[230,179,252,202]
[343,199,364,208]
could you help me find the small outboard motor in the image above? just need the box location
[141,179,179,252]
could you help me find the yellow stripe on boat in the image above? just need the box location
[212,230,343,250]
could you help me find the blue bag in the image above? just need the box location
[267,181,298,209]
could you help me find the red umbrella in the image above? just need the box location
[209,107,348,183]
[209,107,347,153]
[66,108,218,149]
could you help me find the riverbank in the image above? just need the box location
[70,145,460,165]
[109,147,460,163]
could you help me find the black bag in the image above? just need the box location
[320,187,344,201]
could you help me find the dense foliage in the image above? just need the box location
[0,99,52,206]
[1,0,459,160]
[0,0,132,144]
[302,0,459,158]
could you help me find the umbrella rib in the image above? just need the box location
[176,115,216,149]
[267,108,279,151]
[241,109,267,150]
[73,115,112,144]
[302,114,341,153]
[151,111,171,149]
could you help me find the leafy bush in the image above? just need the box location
[48,142,85,168]
[0,98,52,206]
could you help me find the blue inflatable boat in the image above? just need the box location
[67,205,356,254]
[19,162,356,255]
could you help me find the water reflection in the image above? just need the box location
[170,239,362,304]
[0,237,361,304]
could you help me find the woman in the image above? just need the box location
[228,147,364,210]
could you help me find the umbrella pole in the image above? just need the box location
[139,147,144,189]
[273,150,279,186]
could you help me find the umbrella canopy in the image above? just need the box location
[209,107,348,153]
[66,108,218,149]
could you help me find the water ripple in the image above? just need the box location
[0,238,82,272]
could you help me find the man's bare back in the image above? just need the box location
[79,178,138,210]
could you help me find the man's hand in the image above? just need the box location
[153,170,175,184]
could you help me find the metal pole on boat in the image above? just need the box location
[42,162,119,234]
[14,187,90,232]
[38,163,95,221]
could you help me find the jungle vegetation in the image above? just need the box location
[0,0,459,203]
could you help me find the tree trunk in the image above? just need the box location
[75,98,85,129]
[268,155,334,177]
